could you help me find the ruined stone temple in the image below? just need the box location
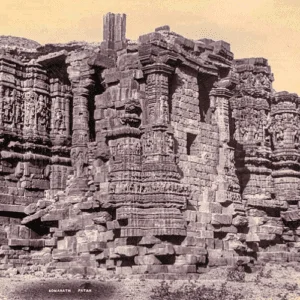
[0,12,299,276]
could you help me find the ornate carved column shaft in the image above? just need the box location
[66,53,95,194]
[50,78,72,143]
[210,86,241,205]
[210,87,232,144]
[231,58,278,246]
[122,62,190,237]
[270,92,300,204]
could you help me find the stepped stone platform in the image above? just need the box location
[0,12,299,277]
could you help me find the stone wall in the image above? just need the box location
[0,12,299,277]
[171,66,219,210]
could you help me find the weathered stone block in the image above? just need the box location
[148,244,175,256]
[167,265,196,274]
[88,242,106,253]
[45,238,57,247]
[106,220,120,230]
[183,210,197,222]
[60,218,83,232]
[138,236,161,246]
[68,266,86,276]
[115,266,133,275]
[93,211,112,224]
[196,212,212,224]
[134,255,162,265]
[52,250,75,262]
[115,246,138,257]
[41,209,68,222]
[201,203,222,214]
[211,214,232,225]
[175,254,205,265]
[174,246,207,256]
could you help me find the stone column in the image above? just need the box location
[210,87,241,202]
[64,90,71,137]
[231,58,281,250]
[210,87,232,144]
[126,62,189,238]
[141,63,177,179]
[50,78,72,145]
[270,92,300,250]
[102,12,126,51]
[66,53,95,195]
[49,79,72,192]
[270,92,300,204]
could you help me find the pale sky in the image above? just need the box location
[0,0,299,94]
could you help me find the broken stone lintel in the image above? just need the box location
[36,50,68,66]
[21,210,47,225]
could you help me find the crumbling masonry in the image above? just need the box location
[0,13,299,276]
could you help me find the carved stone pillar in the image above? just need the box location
[231,58,278,247]
[269,92,300,204]
[102,12,127,51]
[122,62,189,237]
[22,62,50,140]
[141,63,179,187]
[67,53,95,195]
[210,86,241,206]
[142,63,172,127]
[0,57,24,132]
[210,87,232,144]
[209,83,247,262]
[270,92,300,248]
[50,78,72,145]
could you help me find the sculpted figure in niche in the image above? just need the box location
[136,142,141,155]
[3,89,15,123]
[15,91,23,128]
[260,74,271,89]
[73,132,88,145]
[159,96,169,124]
[109,184,116,194]
[54,108,65,134]
[224,149,235,176]
[143,133,154,153]
[117,143,124,155]
[273,121,284,146]
[37,95,47,130]
[252,119,260,141]
[24,91,37,130]
[71,149,86,178]
[44,96,50,129]
[233,120,240,141]
[148,104,156,124]
[239,120,249,141]
[254,73,263,88]
[241,72,256,88]
[166,134,174,153]
[263,113,272,144]
[2,89,10,122]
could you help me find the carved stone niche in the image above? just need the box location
[22,90,51,139]
[1,87,23,129]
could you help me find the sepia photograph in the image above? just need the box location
[0,0,299,299]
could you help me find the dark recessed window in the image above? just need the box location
[186,133,197,155]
